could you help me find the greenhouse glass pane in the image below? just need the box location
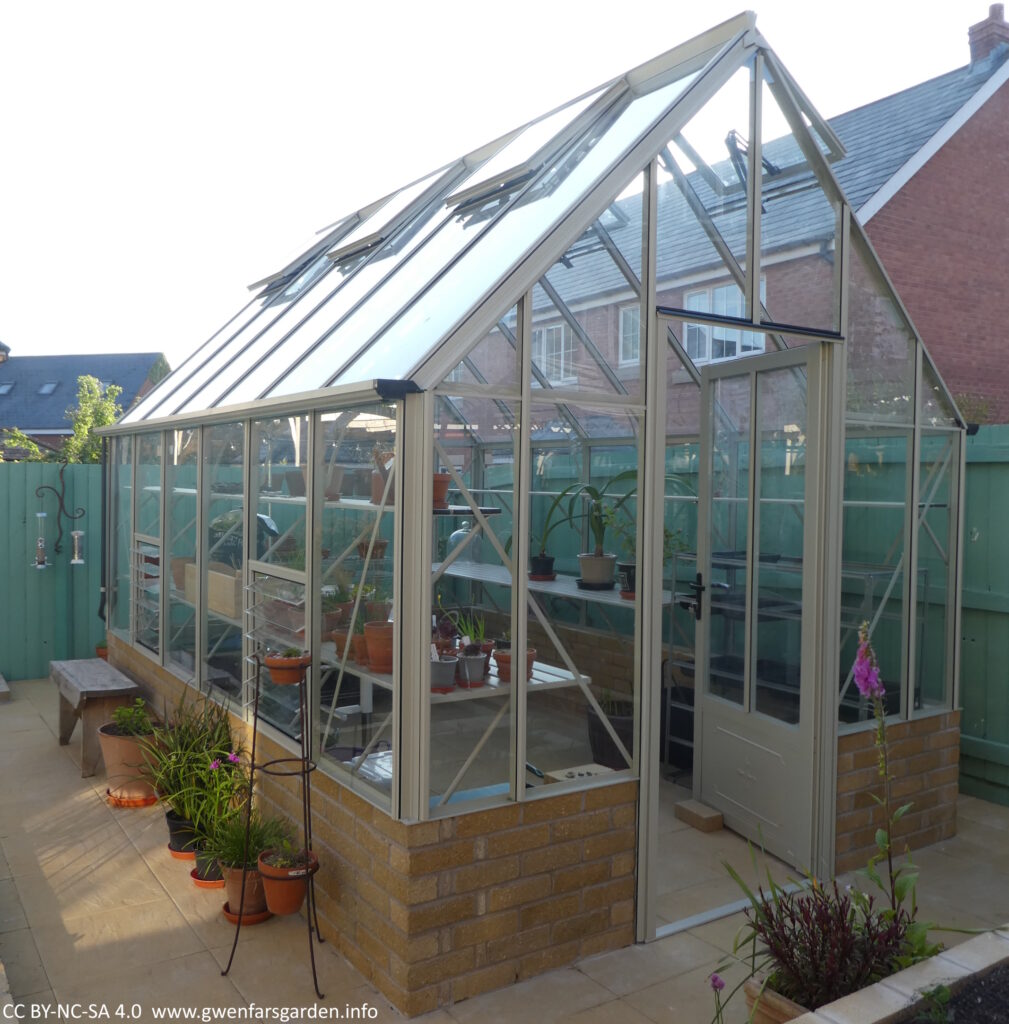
[429,396,517,812]
[915,431,957,712]
[332,73,697,386]
[439,304,520,391]
[166,429,199,678]
[110,435,132,636]
[758,67,840,333]
[846,236,915,425]
[920,356,959,428]
[251,415,310,572]
[838,428,910,723]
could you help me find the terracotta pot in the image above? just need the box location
[258,849,319,916]
[284,469,307,497]
[95,643,109,661]
[264,653,310,685]
[364,621,394,673]
[365,600,392,622]
[350,633,369,666]
[371,470,394,505]
[221,865,268,918]
[357,538,389,560]
[331,629,349,660]
[432,472,451,509]
[492,648,536,684]
[98,725,157,807]
[743,977,808,1024]
[430,656,458,693]
[323,466,344,501]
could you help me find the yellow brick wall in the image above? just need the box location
[834,711,959,874]
[109,635,638,1016]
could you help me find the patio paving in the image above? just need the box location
[1,676,1007,1023]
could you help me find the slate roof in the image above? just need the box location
[0,353,165,433]
[830,44,1009,211]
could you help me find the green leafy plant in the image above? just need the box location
[110,698,153,737]
[262,838,312,869]
[453,610,486,643]
[202,808,292,869]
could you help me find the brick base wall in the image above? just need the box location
[834,711,959,874]
[108,636,637,1016]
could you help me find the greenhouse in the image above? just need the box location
[100,12,964,1012]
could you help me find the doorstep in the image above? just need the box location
[792,928,1009,1023]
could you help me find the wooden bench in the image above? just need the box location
[51,659,140,778]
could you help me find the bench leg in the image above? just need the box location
[58,694,78,746]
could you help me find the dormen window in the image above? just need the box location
[38,382,58,395]
[0,382,13,396]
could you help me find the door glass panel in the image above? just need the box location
[707,374,751,705]
[752,366,807,724]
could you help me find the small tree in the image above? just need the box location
[0,375,122,463]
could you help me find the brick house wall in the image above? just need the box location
[834,711,960,874]
[108,635,637,1016]
[864,80,1009,422]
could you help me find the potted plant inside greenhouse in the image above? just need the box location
[97,698,157,808]
[264,646,311,685]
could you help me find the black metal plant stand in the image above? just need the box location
[222,655,325,999]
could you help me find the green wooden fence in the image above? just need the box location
[0,463,105,681]
[959,425,1009,804]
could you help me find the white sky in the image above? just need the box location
[0,0,980,367]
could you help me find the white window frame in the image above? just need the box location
[531,323,575,386]
[684,279,767,365]
[619,305,641,367]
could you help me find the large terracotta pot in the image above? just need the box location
[258,849,319,916]
[221,865,268,918]
[432,472,451,509]
[97,725,157,807]
[492,648,536,684]
[743,977,808,1024]
[264,653,310,685]
[364,621,394,673]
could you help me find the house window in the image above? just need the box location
[619,305,640,366]
[684,281,766,364]
[531,324,574,385]
[0,382,12,396]
[38,382,58,395]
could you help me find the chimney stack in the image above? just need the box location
[969,4,1009,62]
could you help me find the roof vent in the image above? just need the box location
[969,4,1009,62]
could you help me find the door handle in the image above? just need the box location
[687,572,705,621]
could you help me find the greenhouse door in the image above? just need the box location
[695,347,820,870]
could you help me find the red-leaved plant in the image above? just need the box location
[710,622,941,1020]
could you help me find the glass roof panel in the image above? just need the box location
[179,168,473,412]
[326,169,446,262]
[440,304,520,391]
[151,254,343,418]
[332,72,697,387]
[445,87,607,207]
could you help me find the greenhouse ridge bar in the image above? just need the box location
[98,11,964,1013]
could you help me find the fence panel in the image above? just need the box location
[960,424,1009,804]
[0,463,105,681]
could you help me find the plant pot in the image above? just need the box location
[284,469,307,497]
[264,653,310,685]
[221,865,269,918]
[98,724,157,807]
[364,621,394,673]
[480,639,495,677]
[743,977,808,1024]
[430,656,458,694]
[577,552,617,585]
[432,472,451,509]
[331,629,350,660]
[493,648,536,684]
[365,600,392,622]
[586,702,634,770]
[193,849,224,887]
[350,633,369,666]
[529,554,555,579]
[95,643,109,660]
[357,538,389,560]
[165,810,198,858]
[323,466,344,501]
[617,560,636,599]
[371,470,394,505]
[322,601,353,632]
[433,635,456,657]
[456,651,487,688]
[258,849,319,916]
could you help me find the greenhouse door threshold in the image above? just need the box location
[693,346,824,871]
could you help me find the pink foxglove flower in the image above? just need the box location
[854,623,885,699]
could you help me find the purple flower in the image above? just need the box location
[227,751,240,764]
[853,624,885,700]
[209,759,221,771]
[710,973,725,992]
